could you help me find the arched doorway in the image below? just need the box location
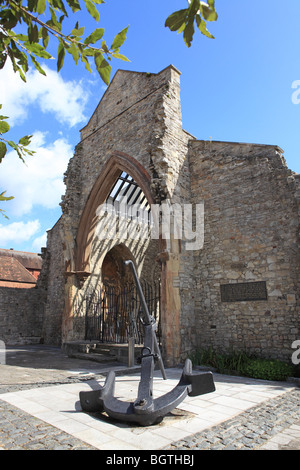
[101,244,135,289]
[74,157,162,344]
[64,152,182,365]
[84,244,161,345]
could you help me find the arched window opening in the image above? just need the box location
[106,171,151,226]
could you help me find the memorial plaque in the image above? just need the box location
[220,281,267,302]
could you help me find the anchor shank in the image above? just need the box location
[135,323,154,408]
[124,260,166,380]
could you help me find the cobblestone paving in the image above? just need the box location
[165,389,300,451]
[0,400,97,450]
[0,377,100,450]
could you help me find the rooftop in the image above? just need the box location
[0,256,37,285]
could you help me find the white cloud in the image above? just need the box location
[0,131,71,216]
[0,62,88,251]
[0,220,40,246]
[0,64,89,127]
[32,231,48,251]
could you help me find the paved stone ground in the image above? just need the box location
[0,400,96,450]
[0,345,125,450]
[0,375,101,450]
[165,389,300,451]
[0,345,299,451]
[0,380,299,451]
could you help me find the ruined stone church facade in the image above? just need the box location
[27,65,300,366]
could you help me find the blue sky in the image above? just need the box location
[0,0,300,253]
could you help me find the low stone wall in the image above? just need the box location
[0,286,45,345]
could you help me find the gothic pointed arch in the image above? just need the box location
[75,152,155,276]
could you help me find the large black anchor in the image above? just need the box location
[79,260,215,426]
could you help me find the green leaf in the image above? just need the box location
[84,28,105,45]
[0,115,9,121]
[183,20,195,47]
[165,9,188,32]
[81,54,92,73]
[28,23,39,43]
[196,15,214,38]
[111,52,130,62]
[36,0,47,14]
[18,67,27,82]
[200,2,218,21]
[81,47,94,56]
[84,0,100,22]
[48,6,61,31]
[7,140,18,150]
[1,8,19,30]
[0,53,7,70]
[30,55,47,75]
[19,135,33,146]
[19,52,29,74]
[101,40,109,53]
[24,42,53,59]
[71,26,85,36]
[7,141,25,162]
[57,40,65,71]
[0,142,7,162]
[15,34,28,41]
[207,0,216,10]
[94,52,111,85]
[0,191,14,201]
[111,26,129,51]
[51,0,68,16]
[0,121,10,134]
[7,46,18,73]
[42,27,49,48]
[27,0,38,12]
[67,42,80,64]
[65,0,81,12]
[188,0,200,16]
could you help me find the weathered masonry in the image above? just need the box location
[33,65,300,365]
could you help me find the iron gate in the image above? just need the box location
[83,280,161,345]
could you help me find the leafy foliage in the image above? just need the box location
[0,190,14,218]
[0,0,218,216]
[241,358,294,382]
[0,0,130,215]
[189,347,295,381]
[0,105,34,163]
[0,0,129,159]
[165,0,218,47]
[0,0,130,85]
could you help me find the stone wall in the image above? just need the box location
[39,218,66,346]
[0,286,45,345]
[187,140,300,361]
[39,65,300,366]
[0,215,65,346]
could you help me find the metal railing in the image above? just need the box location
[81,280,161,345]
